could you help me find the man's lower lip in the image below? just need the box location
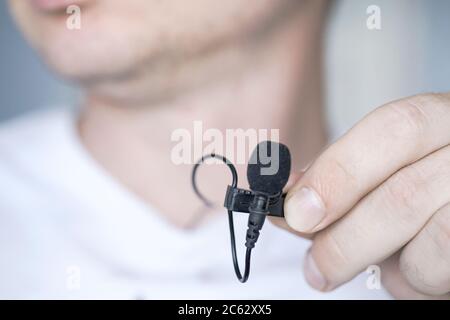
[29,0,88,11]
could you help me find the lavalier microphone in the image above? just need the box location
[192,141,291,283]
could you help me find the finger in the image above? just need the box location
[269,216,313,239]
[285,93,450,233]
[399,203,450,296]
[380,253,450,300]
[270,171,313,238]
[283,171,303,192]
[304,145,450,291]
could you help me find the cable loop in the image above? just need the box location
[192,154,251,283]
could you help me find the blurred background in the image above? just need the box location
[0,0,449,139]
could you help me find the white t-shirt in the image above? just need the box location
[0,109,390,299]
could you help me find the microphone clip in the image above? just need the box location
[224,186,285,218]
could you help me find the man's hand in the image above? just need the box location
[284,93,450,299]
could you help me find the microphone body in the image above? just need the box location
[244,141,291,250]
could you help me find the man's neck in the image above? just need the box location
[78,8,327,228]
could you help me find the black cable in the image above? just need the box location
[192,153,237,207]
[192,154,252,283]
[227,209,252,283]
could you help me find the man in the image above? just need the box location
[0,0,448,299]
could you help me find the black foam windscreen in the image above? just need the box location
[247,141,291,195]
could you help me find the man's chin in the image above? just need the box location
[36,37,140,85]
[39,49,164,105]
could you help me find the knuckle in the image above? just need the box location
[399,245,449,296]
[427,210,450,263]
[399,255,431,294]
[380,166,426,224]
[314,229,352,283]
[399,208,450,295]
[326,155,359,187]
[421,92,450,109]
[383,97,430,141]
[309,154,359,210]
